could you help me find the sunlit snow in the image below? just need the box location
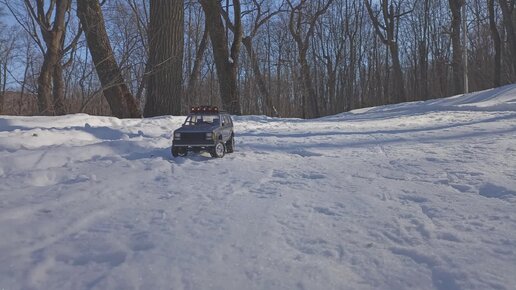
[1,85,515,289]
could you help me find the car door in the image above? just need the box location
[221,115,231,141]
[226,115,233,137]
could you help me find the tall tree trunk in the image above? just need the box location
[324,56,337,114]
[200,0,242,115]
[287,0,333,118]
[346,61,356,111]
[299,50,318,118]
[449,0,464,95]
[19,44,32,115]
[53,60,66,115]
[364,0,406,103]
[23,0,71,115]
[37,49,58,115]
[389,42,405,102]
[384,49,390,103]
[77,0,140,118]
[490,0,502,86]
[144,0,184,117]
[499,0,516,77]
[242,37,278,117]
[239,1,283,116]
[419,41,429,99]
[186,21,210,107]
[0,61,6,114]
[420,0,430,100]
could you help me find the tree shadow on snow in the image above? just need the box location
[240,126,516,154]
[238,113,516,140]
[0,118,29,132]
[0,117,159,141]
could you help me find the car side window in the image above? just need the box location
[222,115,229,126]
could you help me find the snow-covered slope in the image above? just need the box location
[1,85,515,290]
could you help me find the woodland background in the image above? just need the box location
[0,0,513,118]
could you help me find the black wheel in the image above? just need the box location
[172,146,187,157]
[210,141,225,158]
[226,136,235,153]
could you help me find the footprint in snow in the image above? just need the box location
[128,231,155,252]
[313,206,341,217]
[479,183,516,200]
[300,172,326,180]
[289,149,323,157]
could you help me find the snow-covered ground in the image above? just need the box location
[1,85,515,290]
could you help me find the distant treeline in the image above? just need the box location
[0,0,513,118]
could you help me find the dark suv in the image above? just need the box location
[172,106,235,158]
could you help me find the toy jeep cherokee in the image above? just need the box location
[172,106,235,158]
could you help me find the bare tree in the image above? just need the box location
[448,0,464,95]
[489,0,502,87]
[241,0,283,117]
[144,0,183,117]
[0,7,5,113]
[498,0,516,78]
[313,1,349,114]
[121,0,150,102]
[200,0,243,115]
[77,0,140,118]
[0,17,11,113]
[365,0,409,103]
[186,19,209,109]
[287,0,334,118]
[1,0,513,118]
[420,0,430,99]
[3,0,83,115]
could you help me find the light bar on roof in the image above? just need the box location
[190,106,219,113]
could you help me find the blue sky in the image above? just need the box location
[1,10,16,27]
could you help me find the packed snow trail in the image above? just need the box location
[1,85,516,290]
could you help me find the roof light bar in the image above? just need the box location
[190,106,219,113]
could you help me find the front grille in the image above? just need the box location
[181,132,205,141]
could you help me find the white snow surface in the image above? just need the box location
[1,85,516,290]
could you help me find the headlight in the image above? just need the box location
[206,132,213,140]
[174,132,181,140]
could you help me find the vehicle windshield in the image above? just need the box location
[183,114,219,126]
